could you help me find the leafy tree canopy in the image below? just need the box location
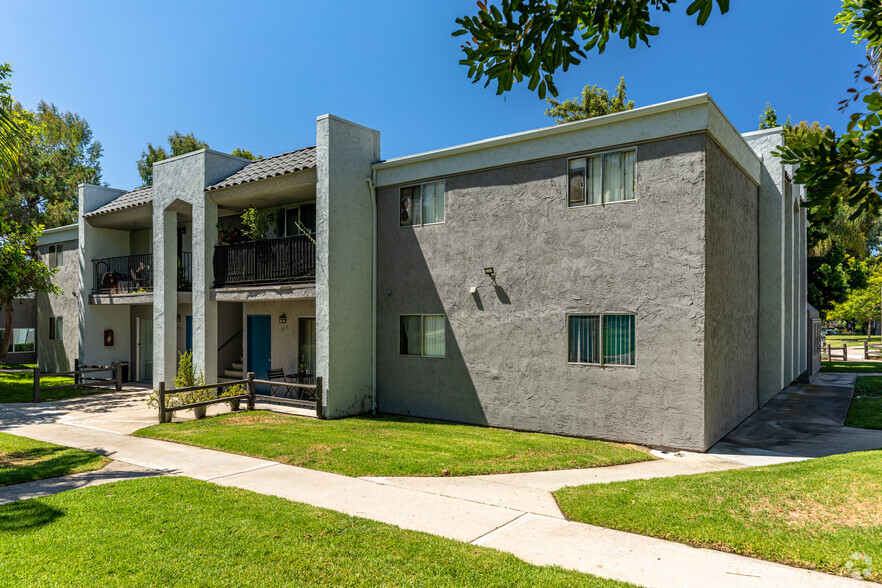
[231,147,262,160]
[544,77,634,124]
[828,257,882,336]
[136,131,209,186]
[774,0,882,221]
[0,63,26,196]
[453,0,729,98]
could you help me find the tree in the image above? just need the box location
[0,90,102,229]
[0,222,59,362]
[774,0,882,220]
[136,131,209,186]
[0,63,26,196]
[759,103,778,129]
[829,258,882,338]
[453,0,729,98]
[230,147,262,160]
[544,77,634,124]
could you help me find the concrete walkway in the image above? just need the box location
[0,389,867,587]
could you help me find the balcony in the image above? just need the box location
[213,235,316,288]
[92,252,192,294]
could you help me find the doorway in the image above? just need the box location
[136,317,153,382]
[299,317,316,381]
[247,314,271,394]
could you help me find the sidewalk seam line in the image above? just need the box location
[468,512,528,545]
[202,462,281,481]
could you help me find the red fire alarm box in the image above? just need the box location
[104,330,114,346]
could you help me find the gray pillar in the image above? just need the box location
[193,197,218,383]
[154,207,178,384]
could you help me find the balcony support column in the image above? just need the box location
[153,207,178,385]
[192,197,218,384]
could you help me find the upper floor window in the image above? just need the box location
[47,244,63,267]
[568,149,636,207]
[568,314,635,366]
[400,180,445,227]
[283,203,316,237]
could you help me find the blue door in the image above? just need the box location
[247,315,272,394]
[185,316,192,353]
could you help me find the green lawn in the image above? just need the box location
[824,334,880,345]
[0,363,36,370]
[0,432,109,487]
[555,451,882,582]
[0,369,106,403]
[847,377,882,429]
[135,411,654,477]
[821,361,882,373]
[0,477,632,587]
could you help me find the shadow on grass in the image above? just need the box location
[0,447,108,487]
[0,500,63,532]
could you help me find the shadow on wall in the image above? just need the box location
[376,223,488,426]
[40,343,71,374]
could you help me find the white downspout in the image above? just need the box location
[365,172,378,414]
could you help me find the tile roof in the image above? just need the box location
[206,146,316,191]
[84,186,153,217]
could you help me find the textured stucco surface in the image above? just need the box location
[376,134,711,450]
[316,115,380,418]
[36,239,79,372]
[5,298,37,364]
[703,138,759,448]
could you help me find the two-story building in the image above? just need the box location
[39,93,808,451]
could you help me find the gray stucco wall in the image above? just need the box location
[37,239,79,372]
[376,134,712,450]
[5,297,37,364]
[703,138,759,448]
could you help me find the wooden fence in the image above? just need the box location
[33,362,122,403]
[156,372,324,423]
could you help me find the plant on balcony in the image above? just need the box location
[216,221,245,245]
[177,258,191,292]
[241,207,279,241]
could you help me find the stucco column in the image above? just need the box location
[192,196,218,383]
[154,207,178,384]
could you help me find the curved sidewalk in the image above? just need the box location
[0,391,867,588]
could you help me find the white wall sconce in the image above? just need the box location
[484,267,496,281]
[279,314,287,324]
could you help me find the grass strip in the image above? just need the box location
[847,377,882,430]
[821,361,882,373]
[0,432,109,487]
[135,411,654,477]
[0,476,632,587]
[0,369,107,403]
[555,450,882,582]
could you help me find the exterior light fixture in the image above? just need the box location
[484,267,496,280]
[279,314,287,324]
[177,314,181,323]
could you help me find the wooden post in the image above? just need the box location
[74,358,80,385]
[865,341,870,360]
[33,366,40,403]
[115,362,123,391]
[843,344,848,362]
[246,372,255,411]
[158,381,166,424]
[315,376,324,420]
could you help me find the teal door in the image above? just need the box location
[247,315,272,394]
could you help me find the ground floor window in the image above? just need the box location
[0,328,36,353]
[49,317,63,340]
[299,317,316,376]
[568,314,635,366]
[399,315,445,358]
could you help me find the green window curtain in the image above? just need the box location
[603,152,623,203]
[621,150,636,201]
[568,315,600,363]
[588,156,602,205]
[602,315,635,366]
[422,181,445,224]
[422,315,446,357]
[57,317,63,341]
[400,315,422,355]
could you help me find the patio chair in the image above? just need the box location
[266,368,296,398]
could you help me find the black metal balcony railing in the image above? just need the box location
[92,252,192,294]
[213,235,316,288]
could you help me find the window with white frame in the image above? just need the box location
[47,244,63,267]
[568,314,635,366]
[0,328,36,353]
[399,314,446,357]
[400,180,445,227]
[568,149,636,207]
[49,316,63,341]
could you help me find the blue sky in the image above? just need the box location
[0,1,864,190]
